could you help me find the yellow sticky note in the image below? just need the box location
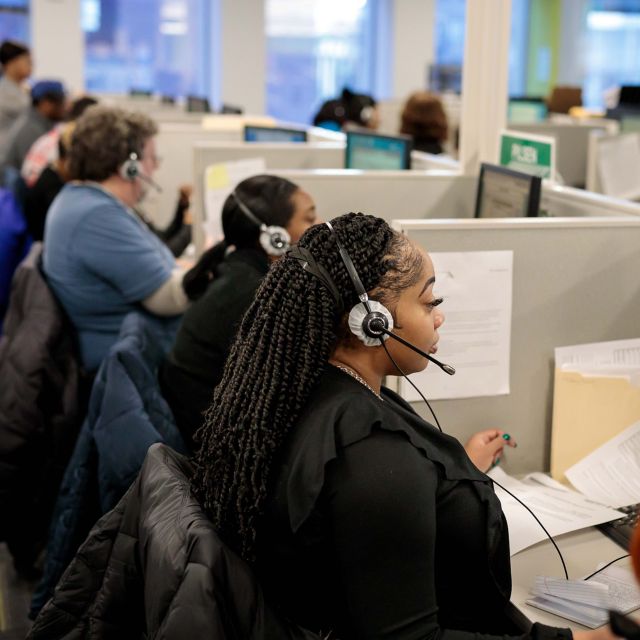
[206,164,230,190]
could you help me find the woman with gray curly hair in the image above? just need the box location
[43,105,189,371]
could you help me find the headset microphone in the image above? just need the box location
[136,172,163,193]
[370,320,456,376]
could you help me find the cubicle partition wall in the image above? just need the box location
[392,217,640,474]
[585,130,640,199]
[273,170,478,221]
[509,122,613,187]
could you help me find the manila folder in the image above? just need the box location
[551,369,640,480]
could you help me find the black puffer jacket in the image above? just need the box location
[0,242,85,571]
[29,444,322,640]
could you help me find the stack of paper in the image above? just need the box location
[526,566,640,628]
[488,467,624,555]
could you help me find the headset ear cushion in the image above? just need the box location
[120,157,139,181]
[348,300,394,346]
[260,226,291,257]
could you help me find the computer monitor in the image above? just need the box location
[474,163,542,218]
[243,125,307,143]
[345,131,412,170]
[129,88,152,98]
[619,85,640,107]
[186,95,211,113]
[621,116,640,134]
[508,98,547,124]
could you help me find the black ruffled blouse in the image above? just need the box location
[256,365,571,640]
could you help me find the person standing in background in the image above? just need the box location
[0,80,67,187]
[0,40,31,149]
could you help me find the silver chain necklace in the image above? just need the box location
[334,364,383,401]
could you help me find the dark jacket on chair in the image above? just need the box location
[29,444,321,640]
[30,312,186,617]
[0,242,84,571]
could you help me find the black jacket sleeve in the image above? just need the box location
[322,429,572,640]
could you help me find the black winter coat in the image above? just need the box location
[29,444,322,640]
[0,242,85,571]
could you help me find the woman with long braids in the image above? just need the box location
[193,213,616,640]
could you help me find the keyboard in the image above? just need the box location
[597,503,640,550]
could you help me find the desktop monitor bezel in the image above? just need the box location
[186,95,211,113]
[243,125,308,143]
[344,130,413,171]
[474,163,542,219]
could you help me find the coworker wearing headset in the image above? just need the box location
[161,174,317,449]
[43,105,188,372]
[193,213,615,640]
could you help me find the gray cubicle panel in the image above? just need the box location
[509,122,609,187]
[143,123,247,226]
[273,170,476,222]
[392,217,640,474]
[542,182,640,218]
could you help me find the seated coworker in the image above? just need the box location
[400,90,449,155]
[43,106,189,371]
[22,120,75,241]
[193,213,614,640]
[161,174,317,448]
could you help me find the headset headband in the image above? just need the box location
[325,221,370,306]
[231,191,264,229]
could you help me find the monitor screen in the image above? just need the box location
[244,125,307,143]
[474,163,542,218]
[345,131,412,170]
[621,116,640,134]
[186,96,211,113]
[508,100,547,124]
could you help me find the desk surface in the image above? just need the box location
[511,526,631,629]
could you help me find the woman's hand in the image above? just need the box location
[464,429,517,473]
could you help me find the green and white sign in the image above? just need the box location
[499,130,556,181]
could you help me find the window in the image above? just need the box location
[266,0,390,125]
[583,3,640,107]
[433,0,531,97]
[81,0,214,100]
[0,1,29,44]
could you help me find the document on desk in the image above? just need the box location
[488,467,623,555]
[565,421,640,508]
[203,158,267,241]
[399,251,513,402]
[526,566,640,628]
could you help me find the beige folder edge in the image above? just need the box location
[551,369,640,481]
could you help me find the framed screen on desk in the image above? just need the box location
[474,163,542,218]
[345,131,412,170]
[243,125,308,143]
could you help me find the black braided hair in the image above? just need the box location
[192,212,424,560]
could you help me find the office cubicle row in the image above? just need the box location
[137,107,640,478]
[390,217,640,475]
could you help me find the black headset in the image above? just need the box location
[231,191,290,257]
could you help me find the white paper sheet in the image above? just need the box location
[565,421,640,508]
[488,467,623,555]
[555,338,640,372]
[203,158,267,241]
[398,251,513,402]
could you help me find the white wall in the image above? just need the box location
[392,0,436,100]
[31,0,84,94]
[218,0,266,114]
